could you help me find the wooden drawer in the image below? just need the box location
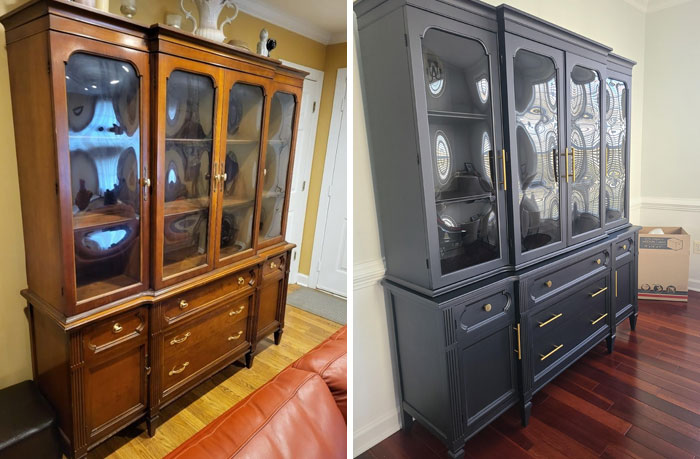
[83,307,147,358]
[529,247,609,305]
[162,268,256,326]
[162,300,250,393]
[262,254,285,278]
[532,275,609,379]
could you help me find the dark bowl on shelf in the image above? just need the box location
[522,233,552,251]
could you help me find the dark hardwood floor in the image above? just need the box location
[358,293,700,459]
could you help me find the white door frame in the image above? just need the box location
[280,60,324,285]
[308,68,347,291]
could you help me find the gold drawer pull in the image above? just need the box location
[590,286,608,298]
[229,306,245,316]
[544,280,552,288]
[483,303,492,312]
[540,344,563,361]
[595,258,602,265]
[591,313,608,325]
[179,300,189,310]
[238,276,245,285]
[170,332,191,345]
[270,261,277,269]
[112,323,123,334]
[538,313,563,328]
[514,323,522,361]
[623,244,627,250]
[169,362,189,376]
[228,331,244,341]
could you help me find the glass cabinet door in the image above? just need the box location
[510,46,565,260]
[605,77,628,226]
[259,91,296,243]
[216,80,264,263]
[66,52,143,301]
[568,64,604,240]
[420,27,503,277]
[161,70,216,279]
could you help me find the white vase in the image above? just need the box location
[180,0,238,43]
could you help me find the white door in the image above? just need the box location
[311,69,347,297]
[281,61,324,285]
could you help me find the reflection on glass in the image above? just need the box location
[605,78,627,223]
[570,65,602,236]
[220,83,262,258]
[162,70,215,277]
[66,53,141,300]
[260,92,295,241]
[513,49,562,253]
[422,28,500,275]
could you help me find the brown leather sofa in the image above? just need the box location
[166,326,347,459]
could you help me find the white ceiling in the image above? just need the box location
[236,0,347,45]
[622,0,695,13]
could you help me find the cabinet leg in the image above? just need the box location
[448,444,465,458]
[147,414,159,437]
[520,399,532,427]
[401,409,414,432]
[274,329,283,345]
[245,352,255,369]
[606,335,616,354]
[629,313,638,331]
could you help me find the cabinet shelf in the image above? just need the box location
[434,192,495,205]
[428,110,489,121]
[163,198,209,217]
[227,139,259,145]
[221,197,255,209]
[165,138,213,143]
[73,206,138,230]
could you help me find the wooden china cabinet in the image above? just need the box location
[1,1,303,457]
[356,0,637,457]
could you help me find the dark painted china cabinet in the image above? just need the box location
[1,1,303,457]
[355,0,637,457]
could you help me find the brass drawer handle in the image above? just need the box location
[590,286,608,298]
[238,276,245,285]
[595,258,602,265]
[112,323,123,334]
[483,303,492,312]
[170,332,191,345]
[544,280,552,288]
[501,149,508,191]
[228,331,244,341]
[538,313,563,328]
[615,271,618,297]
[270,261,277,269]
[179,300,189,310]
[591,313,608,325]
[229,305,245,316]
[514,323,521,361]
[169,361,189,376]
[540,344,563,361]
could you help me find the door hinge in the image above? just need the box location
[145,366,151,376]
[302,180,306,191]
[312,101,316,113]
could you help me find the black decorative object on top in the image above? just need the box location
[355,0,637,457]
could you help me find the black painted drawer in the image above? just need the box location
[455,281,515,347]
[532,275,609,378]
[529,247,609,305]
[613,234,634,259]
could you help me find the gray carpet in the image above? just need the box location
[287,286,346,324]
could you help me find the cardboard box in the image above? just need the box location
[638,227,690,302]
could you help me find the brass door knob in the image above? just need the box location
[179,300,189,310]
[483,304,492,312]
[112,323,123,333]
[238,276,245,285]
[623,244,627,250]
[545,280,552,288]
[270,261,277,269]
[595,258,602,265]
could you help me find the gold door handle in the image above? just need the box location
[170,332,191,345]
[238,276,245,285]
[564,147,570,183]
[228,331,244,341]
[540,344,563,361]
[544,280,553,288]
[229,306,245,316]
[615,271,618,297]
[142,177,151,187]
[179,300,189,310]
[538,313,563,328]
[169,361,189,376]
[270,261,277,269]
[595,258,602,265]
[483,303,492,312]
[514,323,521,361]
[590,287,608,298]
[214,173,221,182]
[591,313,608,325]
[501,149,508,191]
[571,147,576,182]
[112,323,123,334]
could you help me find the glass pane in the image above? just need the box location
[66,53,141,300]
[260,92,295,241]
[422,28,499,275]
[513,49,562,253]
[220,83,262,258]
[605,78,627,223]
[162,70,215,277]
[570,65,602,237]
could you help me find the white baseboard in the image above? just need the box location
[296,273,309,287]
[353,407,401,457]
[689,278,700,292]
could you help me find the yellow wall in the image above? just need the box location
[298,42,347,275]
[0,0,343,389]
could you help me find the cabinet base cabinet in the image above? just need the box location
[384,228,639,457]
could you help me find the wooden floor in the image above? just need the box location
[359,293,700,459]
[88,285,342,458]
